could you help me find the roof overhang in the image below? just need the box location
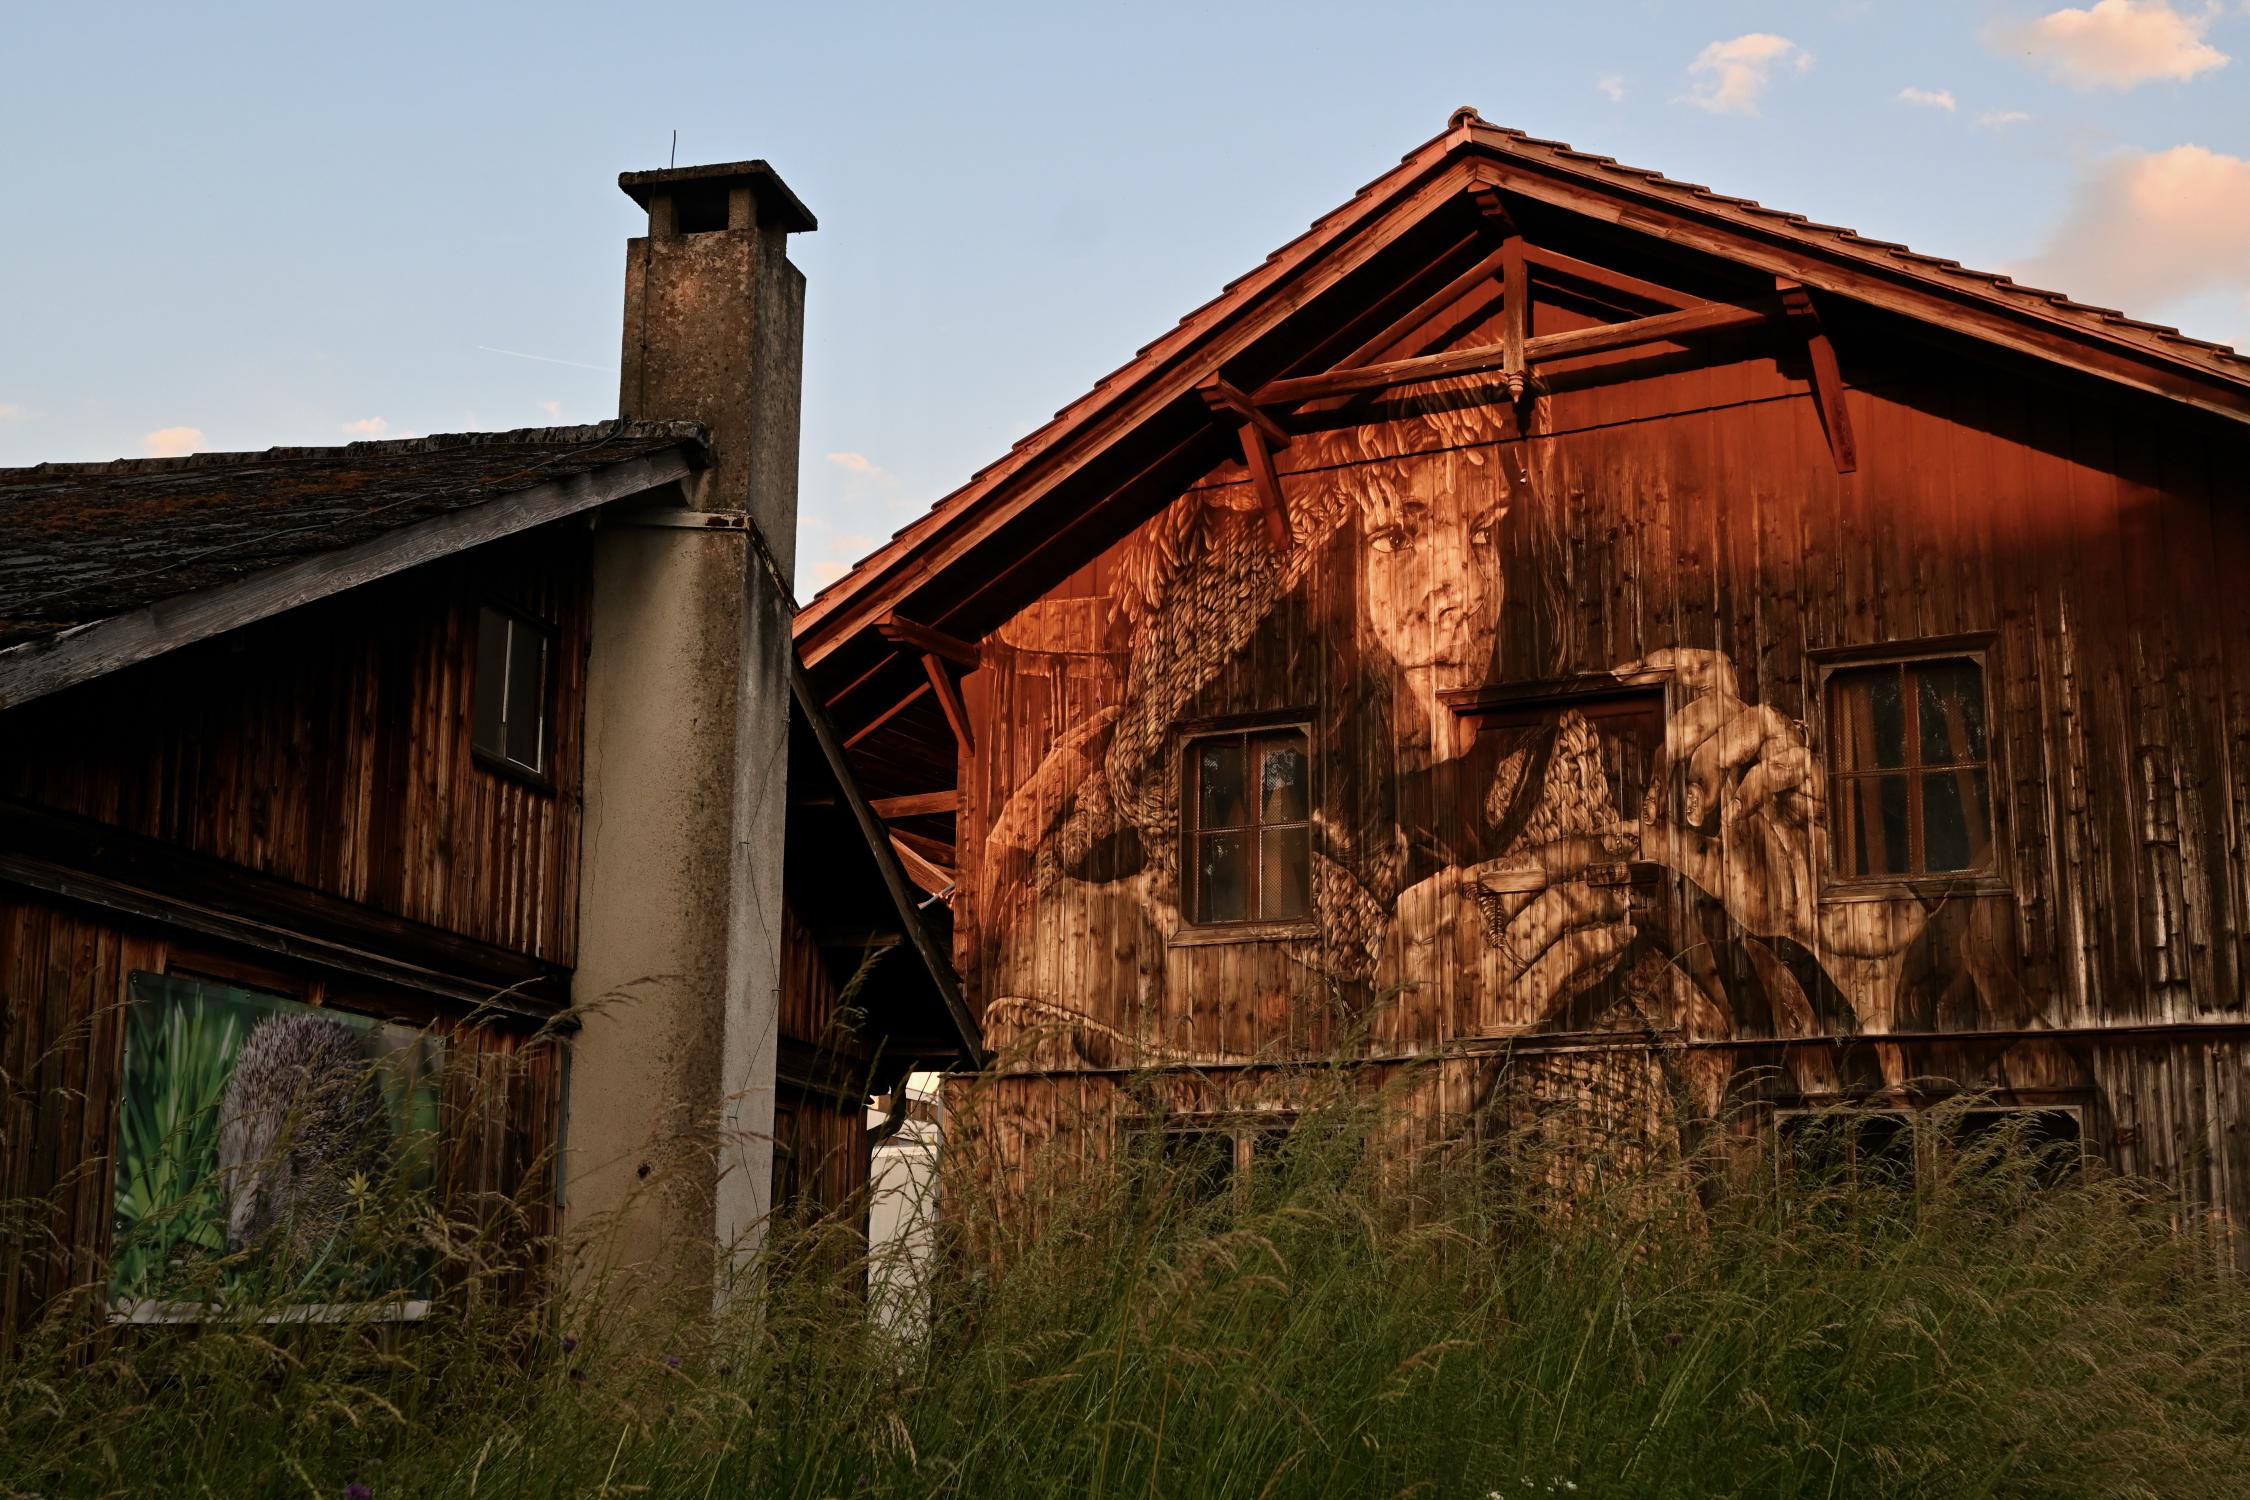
[787,656,984,1069]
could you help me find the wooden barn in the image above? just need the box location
[0,159,976,1331]
[797,110,2250,1239]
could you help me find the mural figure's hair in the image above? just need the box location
[1069,389,1505,991]
[217,1012,392,1261]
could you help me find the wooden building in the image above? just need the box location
[0,159,976,1331]
[798,111,2250,1238]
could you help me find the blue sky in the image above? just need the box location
[3,2,2245,586]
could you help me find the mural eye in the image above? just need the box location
[1367,523,1408,554]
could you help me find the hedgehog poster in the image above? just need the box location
[109,973,445,1317]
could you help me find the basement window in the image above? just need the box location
[1125,1114,1296,1205]
[1824,653,1993,880]
[473,605,551,780]
[1182,725,1311,927]
[1777,1104,2083,1192]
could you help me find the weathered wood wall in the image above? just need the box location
[774,898,878,1226]
[2,521,593,966]
[945,293,2250,1231]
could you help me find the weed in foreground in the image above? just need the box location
[2,1086,2246,1500]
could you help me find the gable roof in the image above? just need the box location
[796,109,2250,669]
[0,420,705,708]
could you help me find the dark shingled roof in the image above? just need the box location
[0,421,705,647]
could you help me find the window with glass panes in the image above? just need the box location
[473,604,551,779]
[1825,655,1992,878]
[1184,727,1310,925]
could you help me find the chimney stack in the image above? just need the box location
[616,160,817,590]
[569,161,816,1314]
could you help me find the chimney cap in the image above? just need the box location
[617,160,817,234]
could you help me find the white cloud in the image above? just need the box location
[341,416,389,437]
[826,450,887,478]
[1681,34,1812,115]
[1897,85,1958,110]
[536,399,564,422]
[1980,108,2034,126]
[2017,145,2250,312]
[143,426,204,458]
[1991,2,2229,89]
[1597,73,1627,103]
[0,401,27,422]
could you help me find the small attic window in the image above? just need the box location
[674,185,731,234]
[473,604,551,782]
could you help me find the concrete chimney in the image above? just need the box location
[566,160,815,1315]
[616,160,816,591]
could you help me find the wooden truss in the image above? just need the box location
[876,611,977,756]
[1196,179,1858,551]
[830,178,1865,839]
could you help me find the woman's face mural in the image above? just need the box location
[1354,479,1507,719]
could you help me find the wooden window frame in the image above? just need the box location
[1173,717,1316,940]
[1810,637,2009,903]
[472,602,556,791]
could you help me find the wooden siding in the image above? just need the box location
[0,888,562,1333]
[944,294,2250,1235]
[773,1094,871,1230]
[2,521,593,967]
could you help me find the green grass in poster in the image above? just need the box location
[109,973,445,1310]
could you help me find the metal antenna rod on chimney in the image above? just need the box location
[670,130,677,168]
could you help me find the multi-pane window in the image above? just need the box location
[473,605,550,778]
[1184,727,1310,925]
[1826,656,1992,879]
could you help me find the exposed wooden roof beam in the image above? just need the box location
[889,834,955,898]
[878,612,979,668]
[1327,246,1511,372]
[1267,229,1489,384]
[871,790,959,819]
[1253,299,1772,406]
[1199,378,1291,446]
[1199,379,1294,551]
[1777,278,1858,474]
[1524,245,1699,311]
[887,826,957,869]
[920,652,976,756]
[844,678,931,749]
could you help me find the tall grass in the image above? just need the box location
[4,1082,2246,1499]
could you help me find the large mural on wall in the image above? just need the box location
[972,394,2084,1112]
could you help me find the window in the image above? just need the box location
[1778,1105,2082,1193]
[1825,655,1992,879]
[473,605,551,779]
[1184,727,1310,925]
[1125,1115,1295,1204]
